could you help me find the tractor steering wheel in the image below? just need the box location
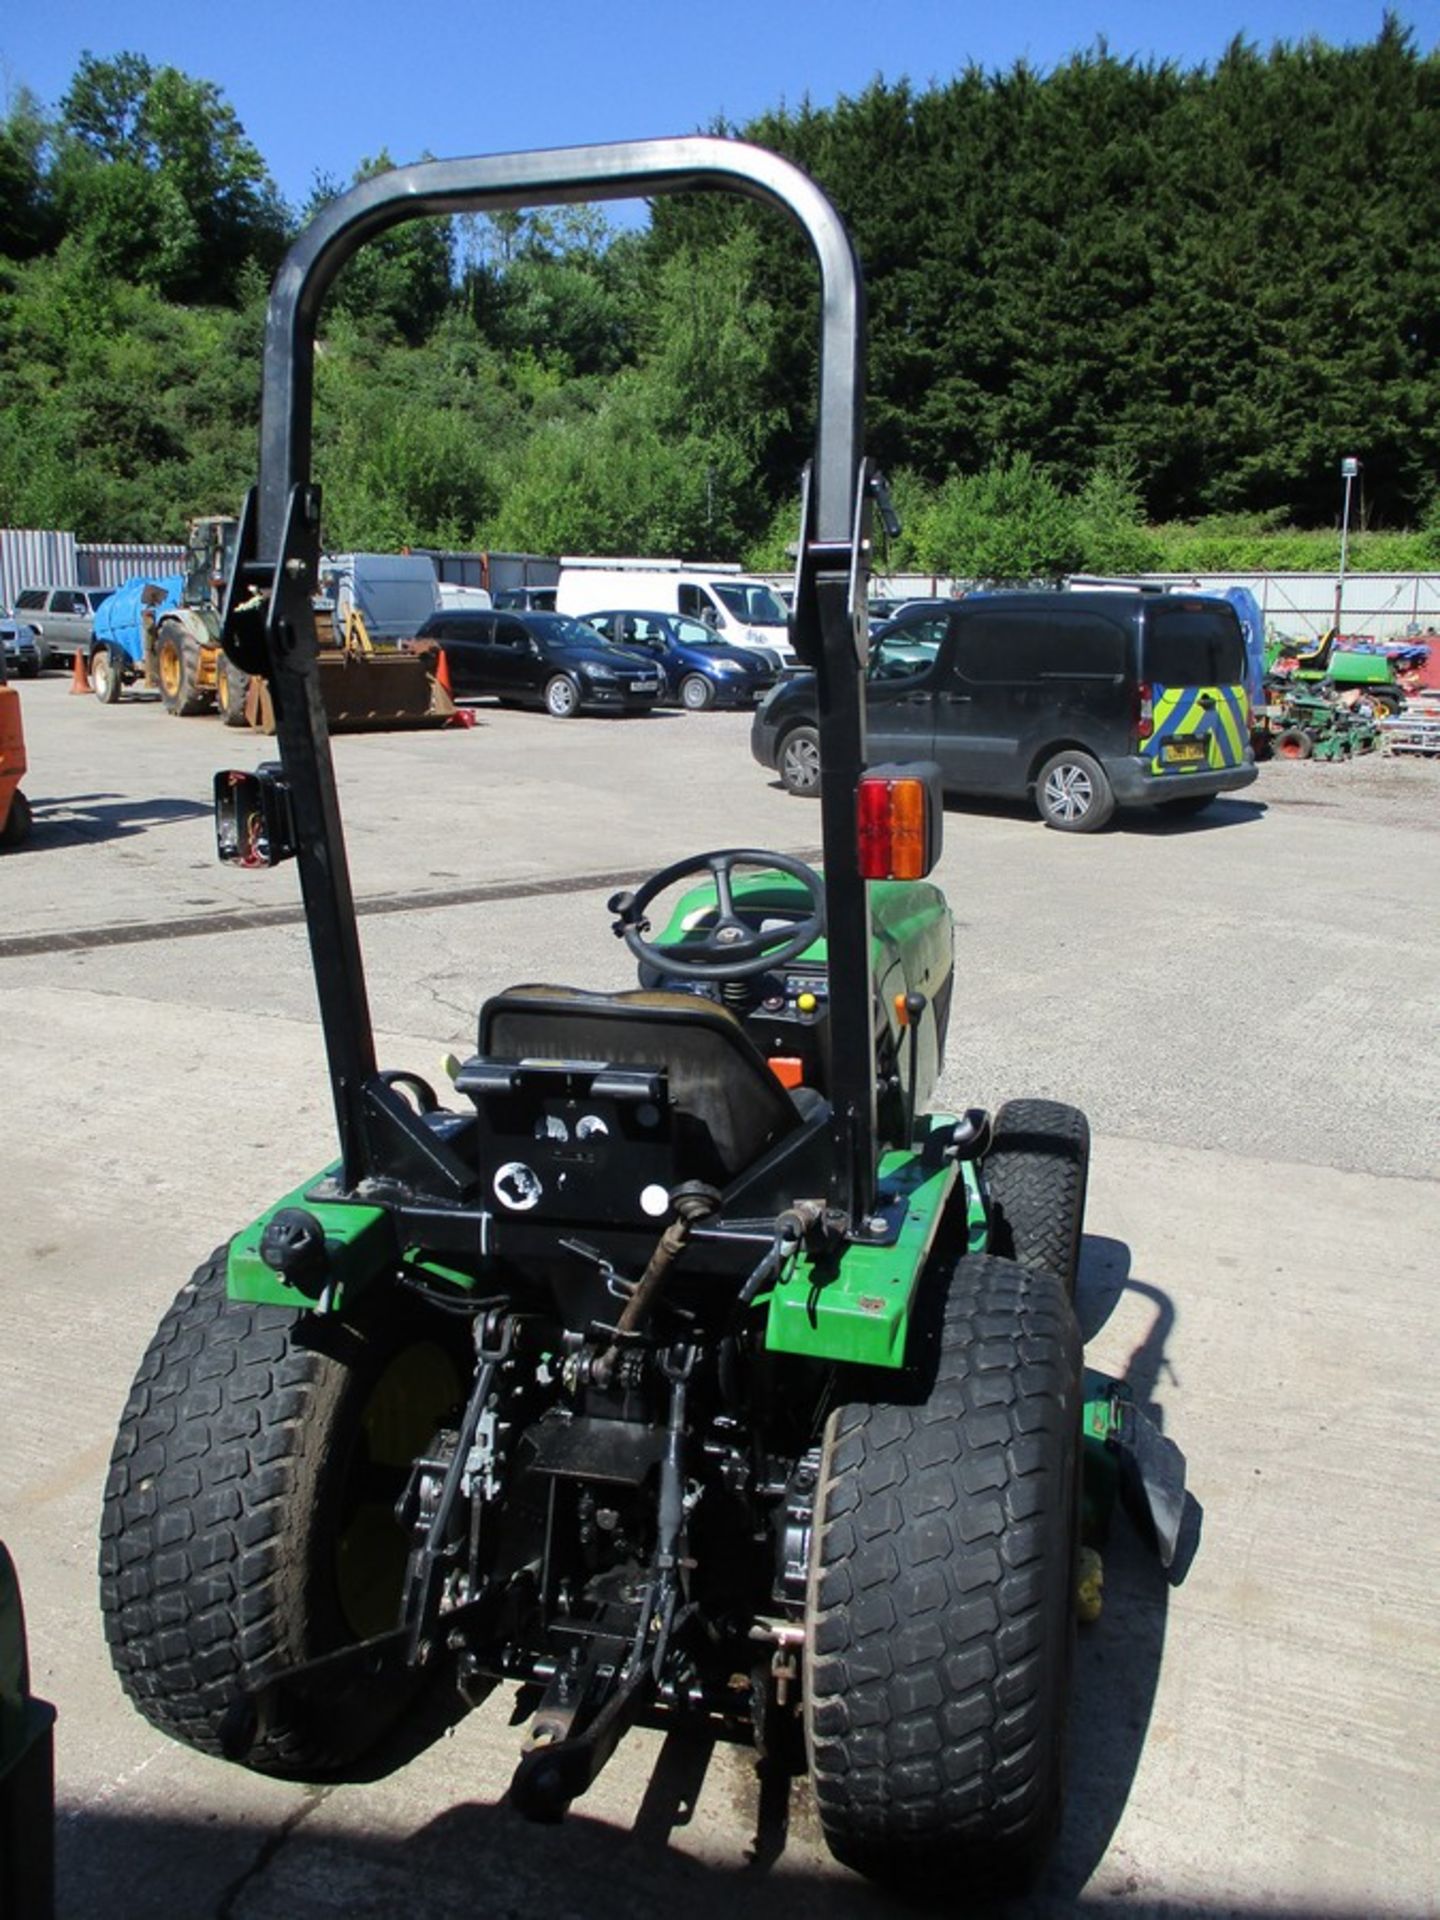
[610,849,825,982]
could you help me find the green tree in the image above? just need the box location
[51,51,285,301]
[0,90,57,259]
[311,153,454,346]
[460,207,639,378]
[916,456,1082,583]
[1072,455,1161,574]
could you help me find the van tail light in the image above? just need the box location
[1135,680,1154,741]
[857,766,942,879]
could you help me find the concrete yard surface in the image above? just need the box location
[1,675,1437,1918]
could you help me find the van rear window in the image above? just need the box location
[1144,604,1245,685]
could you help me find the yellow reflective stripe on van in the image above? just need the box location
[1143,684,1248,771]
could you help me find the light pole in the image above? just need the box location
[1334,455,1360,634]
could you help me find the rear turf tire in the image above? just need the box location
[804,1254,1082,1891]
[983,1100,1090,1297]
[99,1249,465,1778]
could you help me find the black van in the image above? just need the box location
[751,590,1258,830]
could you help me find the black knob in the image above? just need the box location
[259,1207,330,1294]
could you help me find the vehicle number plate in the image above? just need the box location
[1162,737,1207,765]
[632,679,658,692]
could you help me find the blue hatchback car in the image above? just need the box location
[581,610,781,710]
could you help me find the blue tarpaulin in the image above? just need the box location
[91,574,184,664]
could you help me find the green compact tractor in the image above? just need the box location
[98,140,1182,1890]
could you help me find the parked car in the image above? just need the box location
[10,586,113,669]
[752,590,1258,831]
[1,614,41,679]
[414,609,661,716]
[579,610,780,709]
[555,561,794,663]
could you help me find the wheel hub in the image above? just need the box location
[1045,764,1092,820]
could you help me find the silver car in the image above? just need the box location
[11,585,113,669]
[1,615,41,678]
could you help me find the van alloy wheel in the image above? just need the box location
[1036,751,1114,832]
[779,724,821,796]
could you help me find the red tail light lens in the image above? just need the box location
[1136,679,1154,741]
[857,775,930,879]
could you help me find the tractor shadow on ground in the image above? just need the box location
[23,792,214,844]
[58,1799,1422,1920]
[1039,1235,1203,1905]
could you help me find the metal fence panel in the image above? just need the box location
[78,543,186,589]
[1122,573,1440,643]
[784,570,1440,639]
[0,529,79,609]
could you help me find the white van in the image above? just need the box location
[555,558,794,664]
[320,553,442,644]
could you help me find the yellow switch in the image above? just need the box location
[797,992,818,1014]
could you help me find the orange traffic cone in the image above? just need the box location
[433,645,476,726]
[69,648,91,695]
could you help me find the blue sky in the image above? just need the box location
[2,0,1433,213]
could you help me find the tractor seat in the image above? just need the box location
[471,984,803,1189]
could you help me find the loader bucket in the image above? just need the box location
[245,653,456,733]
[316,649,456,731]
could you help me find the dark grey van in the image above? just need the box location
[750,590,1258,830]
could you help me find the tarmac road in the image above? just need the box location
[2,675,1437,1920]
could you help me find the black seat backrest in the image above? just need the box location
[473,984,800,1190]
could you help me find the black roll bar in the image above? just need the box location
[226,137,879,1224]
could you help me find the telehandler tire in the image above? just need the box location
[155,619,210,717]
[99,1248,465,1777]
[983,1099,1090,1297]
[215,655,253,728]
[804,1253,1082,1892]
